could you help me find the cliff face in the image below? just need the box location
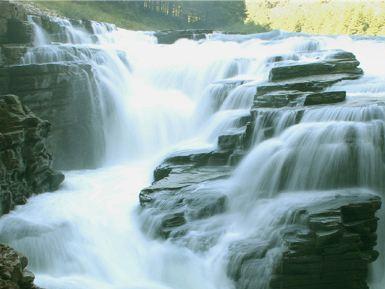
[0,94,64,215]
[0,1,107,170]
[0,4,66,287]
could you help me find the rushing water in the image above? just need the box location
[0,17,385,289]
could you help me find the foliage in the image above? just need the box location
[245,0,385,36]
[33,1,186,30]
[33,1,261,31]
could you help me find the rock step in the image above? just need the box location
[227,193,381,289]
[0,63,105,170]
[254,90,346,108]
[269,59,361,82]
[154,29,213,44]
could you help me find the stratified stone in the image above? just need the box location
[154,29,213,44]
[227,193,381,289]
[304,91,346,106]
[269,50,362,81]
[2,63,105,170]
[253,49,362,110]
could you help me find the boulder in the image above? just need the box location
[0,244,41,289]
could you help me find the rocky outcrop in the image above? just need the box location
[254,50,362,108]
[154,29,212,44]
[268,51,362,81]
[139,48,382,289]
[0,1,32,66]
[0,1,115,169]
[0,63,105,169]
[229,193,381,289]
[139,49,367,241]
[0,1,31,44]
[0,94,64,215]
[0,244,40,289]
[140,152,232,242]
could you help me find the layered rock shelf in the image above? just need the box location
[255,50,362,108]
[228,193,381,289]
[0,1,116,169]
[139,48,383,289]
[0,63,104,169]
[154,29,213,44]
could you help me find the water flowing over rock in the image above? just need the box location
[0,3,385,289]
[0,1,116,169]
[229,193,381,289]
[139,45,384,289]
[154,29,213,44]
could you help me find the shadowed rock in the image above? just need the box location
[0,243,41,289]
[154,29,212,44]
[0,94,64,216]
[227,192,381,289]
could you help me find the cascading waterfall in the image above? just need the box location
[0,16,385,289]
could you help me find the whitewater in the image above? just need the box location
[0,18,385,289]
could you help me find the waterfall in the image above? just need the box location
[1,15,385,289]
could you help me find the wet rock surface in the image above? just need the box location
[254,49,362,108]
[154,29,213,44]
[0,1,31,65]
[0,1,115,169]
[228,193,381,289]
[0,94,64,216]
[0,63,105,170]
[0,244,40,289]
[140,153,232,242]
[139,48,382,289]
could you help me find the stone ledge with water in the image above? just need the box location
[138,41,385,289]
[0,1,384,289]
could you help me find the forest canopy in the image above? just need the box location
[34,0,385,36]
[246,0,385,36]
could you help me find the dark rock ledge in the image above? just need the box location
[229,192,381,289]
[154,29,213,44]
[0,243,40,289]
[0,0,115,169]
[254,50,362,108]
[0,94,64,215]
[0,94,63,288]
